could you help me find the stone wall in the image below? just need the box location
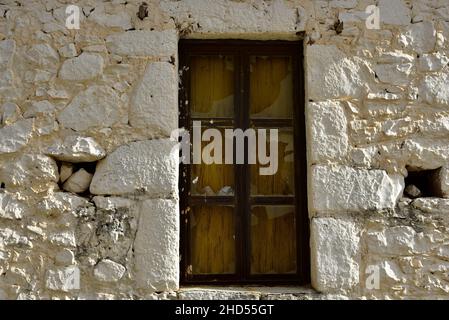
[0,0,449,299]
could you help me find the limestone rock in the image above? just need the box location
[58,43,77,58]
[45,266,79,292]
[0,119,33,153]
[378,0,411,26]
[50,230,76,247]
[311,165,404,214]
[306,45,373,100]
[26,44,59,69]
[0,154,59,190]
[59,163,74,183]
[398,21,436,54]
[0,102,21,126]
[311,217,360,292]
[374,63,412,86]
[419,70,449,106]
[57,85,124,131]
[403,137,449,170]
[23,100,56,118]
[37,192,91,216]
[89,8,132,30]
[55,249,75,265]
[0,228,32,248]
[105,30,177,57]
[46,136,106,162]
[134,199,179,292]
[59,52,104,81]
[0,39,16,68]
[418,53,449,72]
[307,100,348,162]
[90,139,178,197]
[94,259,126,282]
[129,62,178,136]
[63,169,93,194]
[0,193,29,220]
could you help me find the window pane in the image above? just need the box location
[190,205,236,274]
[251,206,296,274]
[250,56,293,119]
[250,129,294,195]
[190,56,234,118]
[191,126,234,196]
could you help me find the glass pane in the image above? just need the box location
[191,126,234,196]
[190,205,236,274]
[251,206,296,274]
[250,56,293,119]
[190,55,234,118]
[250,129,294,195]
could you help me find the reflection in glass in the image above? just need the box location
[190,205,236,274]
[250,56,293,118]
[251,206,296,274]
[191,56,234,118]
[250,129,294,195]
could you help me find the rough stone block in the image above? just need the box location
[129,62,178,136]
[310,165,404,214]
[90,139,178,197]
[307,100,348,162]
[134,199,179,292]
[58,52,104,81]
[311,217,360,292]
[106,30,177,57]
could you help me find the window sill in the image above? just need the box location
[177,285,323,300]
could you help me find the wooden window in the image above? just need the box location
[179,40,309,284]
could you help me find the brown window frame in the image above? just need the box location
[179,40,309,285]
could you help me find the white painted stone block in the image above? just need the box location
[307,100,348,162]
[134,198,179,292]
[311,165,404,214]
[90,139,178,197]
[311,217,360,292]
[129,62,178,136]
[59,52,104,81]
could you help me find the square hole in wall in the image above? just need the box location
[404,167,442,198]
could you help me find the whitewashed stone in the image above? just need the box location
[330,0,357,9]
[58,43,77,58]
[50,230,76,247]
[306,45,373,100]
[106,30,177,57]
[178,289,260,300]
[0,193,28,220]
[59,163,74,183]
[46,136,106,162]
[412,197,449,214]
[134,199,179,292]
[63,169,93,194]
[366,226,428,255]
[129,62,178,136]
[0,154,58,189]
[89,8,132,30]
[311,217,360,292]
[419,70,449,106]
[307,100,348,162]
[0,39,16,68]
[0,228,32,248]
[37,192,90,215]
[379,0,411,26]
[45,266,79,292]
[0,119,33,153]
[374,63,413,86]
[161,0,299,35]
[403,137,449,170]
[94,259,126,282]
[59,53,104,81]
[55,249,75,265]
[311,165,404,214]
[0,102,21,125]
[90,139,178,197]
[57,85,124,131]
[418,53,449,72]
[398,22,436,54]
[26,44,59,68]
[92,196,135,210]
